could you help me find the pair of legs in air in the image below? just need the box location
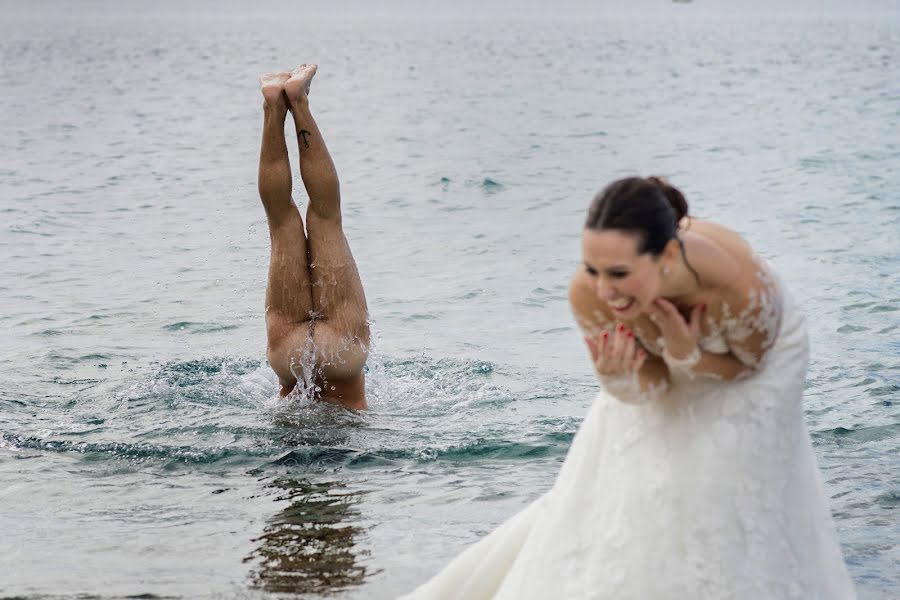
[258,65,369,410]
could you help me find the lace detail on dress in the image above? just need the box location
[574,309,614,338]
[662,345,701,378]
[698,329,728,354]
[638,258,782,380]
[719,258,783,371]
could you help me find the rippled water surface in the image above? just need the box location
[1,1,899,598]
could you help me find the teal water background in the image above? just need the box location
[1,1,898,598]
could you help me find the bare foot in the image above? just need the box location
[284,64,317,104]
[259,71,291,108]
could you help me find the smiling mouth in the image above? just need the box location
[610,298,636,313]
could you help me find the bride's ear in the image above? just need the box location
[661,237,681,268]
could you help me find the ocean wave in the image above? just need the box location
[813,423,900,445]
[270,434,573,471]
[0,429,574,472]
[0,432,269,467]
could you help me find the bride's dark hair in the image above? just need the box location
[585,176,688,256]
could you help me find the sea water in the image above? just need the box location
[1,0,898,598]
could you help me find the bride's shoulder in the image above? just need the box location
[568,268,614,332]
[685,220,772,293]
[688,222,784,367]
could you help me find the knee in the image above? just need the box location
[306,204,343,227]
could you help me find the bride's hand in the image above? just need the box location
[584,324,647,377]
[647,298,705,360]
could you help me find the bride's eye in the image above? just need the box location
[584,264,599,276]
[609,269,629,279]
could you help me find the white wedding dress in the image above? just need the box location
[402,279,855,599]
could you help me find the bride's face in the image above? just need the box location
[581,228,663,320]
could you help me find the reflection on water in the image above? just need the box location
[245,477,370,595]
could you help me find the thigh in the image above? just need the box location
[264,209,314,323]
[265,316,314,389]
[311,320,369,381]
[306,213,369,339]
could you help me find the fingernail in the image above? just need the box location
[627,330,633,338]
[617,324,624,332]
[639,350,645,357]
[602,331,609,340]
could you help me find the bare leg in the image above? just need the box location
[284,65,369,407]
[258,72,315,396]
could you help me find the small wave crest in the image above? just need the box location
[266,434,572,472]
[813,423,900,445]
[0,431,271,468]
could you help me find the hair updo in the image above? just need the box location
[585,176,689,256]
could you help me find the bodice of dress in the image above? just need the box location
[698,330,729,354]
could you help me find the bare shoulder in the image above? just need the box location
[568,268,614,333]
[689,221,784,365]
[719,251,782,311]
[568,267,602,316]
[684,219,764,293]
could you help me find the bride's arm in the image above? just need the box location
[584,331,671,404]
[718,265,783,372]
[570,273,671,403]
[667,348,748,381]
[658,267,783,381]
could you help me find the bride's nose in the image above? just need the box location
[595,277,618,301]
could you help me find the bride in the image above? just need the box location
[402,177,855,599]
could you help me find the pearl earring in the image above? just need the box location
[662,266,671,276]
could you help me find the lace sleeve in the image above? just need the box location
[721,263,783,371]
[569,274,616,339]
[573,307,615,338]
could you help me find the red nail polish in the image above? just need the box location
[627,330,633,338]
[602,331,609,340]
